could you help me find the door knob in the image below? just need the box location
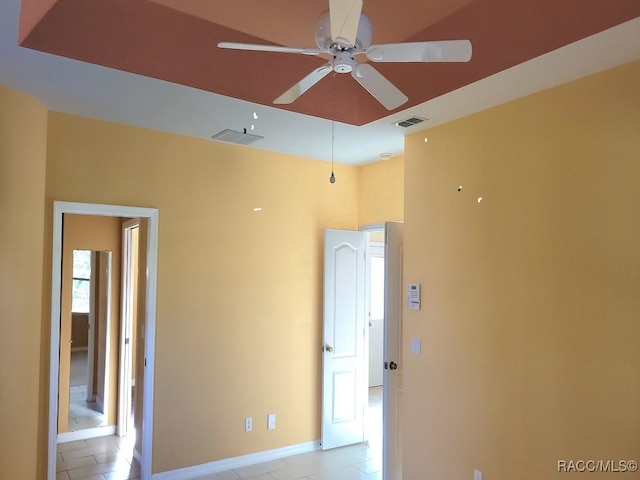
[389,361,398,370]
[325,345,334,353]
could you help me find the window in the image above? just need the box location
[72,250,91,313]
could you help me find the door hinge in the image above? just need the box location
[144,358,147,367]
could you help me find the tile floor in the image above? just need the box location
[57,387,383,480]
[69,351,105,431]
[56,435,140,480]
[68,385,105,431]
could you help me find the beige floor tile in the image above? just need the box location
[306,466,365,480]
[67,475,104,480]
[66,459,132,479]
[270,464,325,480]
[57,455,97,472]
[61,443,120,462]
[233,459,289,478]
[114,436,136,449]
[56,471,70,480]
[353,459,381,475]
[102,465,141,480]
[94,449,133,465]
[58,440,89,452]
[84,436,120,449]
[361,472,382,480]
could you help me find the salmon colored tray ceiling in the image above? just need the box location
[19,0,640,126]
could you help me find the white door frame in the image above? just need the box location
[383,222,403,480]
[86,252,97,402]
[361,223,385,392]
[118,219,140,437]
[365,241,385,388]
[100,251,114,427]
[47,201,159,480]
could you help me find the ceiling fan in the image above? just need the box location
[218,0,472,110]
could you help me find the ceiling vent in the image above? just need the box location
[211,129,264,146]
[394,116,427,128]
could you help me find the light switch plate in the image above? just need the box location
[411,338,421,355]
[474,469,482,480]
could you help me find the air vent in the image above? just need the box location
[394,116,427,128]
[211,129,264,146]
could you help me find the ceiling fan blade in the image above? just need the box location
[351,63,408,110]
[274,63,333,104]
[329,0,363,47]
[365,40,472,63]
[218,42,327,56]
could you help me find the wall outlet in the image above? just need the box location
[267,413,276,430]
[245,417,252,432]
[474,469,482,480]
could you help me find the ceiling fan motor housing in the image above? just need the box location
[314,11,373,50]
[332,50,356,73]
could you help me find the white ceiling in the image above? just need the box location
[2,0,639,166]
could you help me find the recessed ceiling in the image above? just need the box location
[1,0,639,164]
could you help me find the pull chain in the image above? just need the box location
[330,119,335,183]
[329,72,336,184]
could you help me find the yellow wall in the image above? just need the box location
[0,83,399,477]
[403,60,640,479]
[358,156,404,226]
[44,113,361,472]
[0,87,48,478]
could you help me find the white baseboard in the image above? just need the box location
[58,425,116,443]
[152,440,321,480]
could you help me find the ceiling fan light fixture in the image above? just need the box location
[218,1,471,111]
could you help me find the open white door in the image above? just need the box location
[118,219,139,437]
[367,243,385,387]
[383,222,403,480]
[86,252,97,402]
[322,229,367,450]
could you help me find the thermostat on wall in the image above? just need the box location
[407,283,421,310]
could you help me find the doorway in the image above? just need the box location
[64,249,112,436]
[47,201,159,480]
[322,224,402,480]
[57,216,125,443]
[365,227,385,462]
